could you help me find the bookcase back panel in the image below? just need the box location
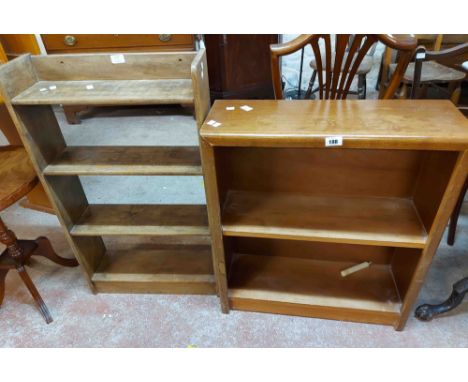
[32,52,196,81]
[228,237,394,265]
[216,147,424,199]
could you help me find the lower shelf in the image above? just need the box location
[228,254,401,325]
[92,245,215,294]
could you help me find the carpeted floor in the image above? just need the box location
[0,52,467,347]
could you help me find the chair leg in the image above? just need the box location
[358,74,367,99]
[449,81,462,105]
[33,236,78,267]
[304,70,317,99]
[415,277,468,321]
[0,269,9,306]
[16,265,53,324]
[447,177,468,246]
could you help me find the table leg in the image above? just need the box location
[415,277,468,321]
[16,265,53,324]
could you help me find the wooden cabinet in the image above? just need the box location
[204,34,278,100]
[200,99,468,330]
[0,50,214,295]
[41,34,195,53]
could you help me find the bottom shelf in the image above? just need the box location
[228,254,401,325]
[92,245,215,294]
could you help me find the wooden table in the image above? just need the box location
[199,99,468,330]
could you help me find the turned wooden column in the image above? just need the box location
[0,217,23,258]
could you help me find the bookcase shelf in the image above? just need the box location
[92,245,215,294]
[222,190,427,248]
[70,204,209,237]
[43,146,203,176]
[229,253,401,322]
[0,50,213,295]
[12,79,194,106]
[201,99,468,330]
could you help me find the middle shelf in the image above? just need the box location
[222,190,428,248]
[43,146,203,176]
[70,204,209,237]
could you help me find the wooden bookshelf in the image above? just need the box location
[200,100,468,330]
[0,50,214,295]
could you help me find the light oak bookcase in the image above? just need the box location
[0,50,215,295]
[200,100,468,330]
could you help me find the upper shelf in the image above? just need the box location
[12,79,194,106]
[200,100,468,150]
[222,190,428,248]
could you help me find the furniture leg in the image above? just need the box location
[0,217,23,258]
[415,277,468,321]
[304,70,317,99]
[33,236,78,267]
[63,105,83,125]
[358,74,366,99]
[449,81,462,104]
[0,269,8,305]
[16,264,53,324]
[447,177,468,245]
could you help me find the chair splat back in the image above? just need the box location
[271,34,417,100]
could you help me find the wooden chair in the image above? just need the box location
[410,42,468,102]
[0,146,78,324]
[306,36,378,99]
[270,34,417,100]
[384,35,468,101]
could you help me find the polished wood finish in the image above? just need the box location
[205,34,278,100]
[200,99,468,330]
[0,147,37,210]
[201,100,468,150]
[271,34,416,100]
[222,191,427,248]
[41,34,195,54]
[0,50,213,295]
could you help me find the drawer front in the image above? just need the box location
[42,34,194,53]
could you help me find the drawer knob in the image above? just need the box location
[159,34,172,42]
[64,35,77,46]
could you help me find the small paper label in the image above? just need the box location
[415,52,426,60]
[48,85,57,90]
[325,136,343,147]
[111,54,125,64]
[86,84,94,90]
[240,105,253,112]
[226,106,235,111]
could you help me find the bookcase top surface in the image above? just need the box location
[200,100,468,150]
